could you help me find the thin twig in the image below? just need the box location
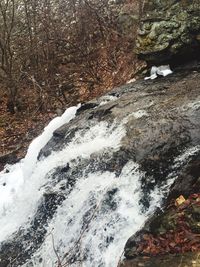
[178,256,183,267]
[51,233,62,267]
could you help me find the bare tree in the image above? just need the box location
[0,0,19,112]
[0,0,141,113]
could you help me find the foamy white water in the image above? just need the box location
[0,118,126,243]
[0,102,196,267]
[0,104,152,267]
[0,105,80,226]
[22,160,163,267]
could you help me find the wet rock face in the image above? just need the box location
[40,63,200,213]
[136,0,200,64]
[120,128,200,266]
[0,62,200,267]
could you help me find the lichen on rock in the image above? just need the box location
[136,0,200,64]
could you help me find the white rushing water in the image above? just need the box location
[0,105,80,238]
[0,104,156,267]
[1,103,197,267]
[22,162,148,267]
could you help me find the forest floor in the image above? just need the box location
[0,93,55,171]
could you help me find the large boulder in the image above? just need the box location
[136,0,200,64]
[0,61,200,267]
[118,62,200,266]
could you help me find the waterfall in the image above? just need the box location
[0,101,196,267]
[0,105,80,238]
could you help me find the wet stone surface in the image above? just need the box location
[0,62,200,266]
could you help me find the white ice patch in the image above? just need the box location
[0,120,126,242]
[0,104,80,222]
[145,65,173,80]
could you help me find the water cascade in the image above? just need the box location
[0,71,200,267]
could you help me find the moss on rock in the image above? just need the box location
[136,0,200,64]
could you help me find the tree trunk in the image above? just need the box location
[6,78,18,114]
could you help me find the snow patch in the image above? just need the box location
[145,65,173,80]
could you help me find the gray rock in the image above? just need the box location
[1,62,200,266]
[136,0,200,64]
